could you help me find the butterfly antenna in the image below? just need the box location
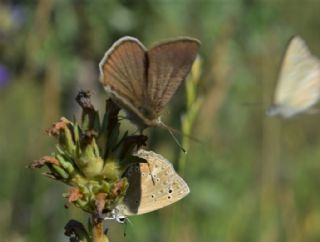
[160,122,186,153]
[165,124,202,143]
[126,218,133,225]
[123,218,133,237]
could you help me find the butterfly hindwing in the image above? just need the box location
[146,38,200,115]
[118,149,189,216]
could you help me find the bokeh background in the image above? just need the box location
[1,0,320,241]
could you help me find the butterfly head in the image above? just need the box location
[266,105,280,117]
[103,207,127,224]
[266,104,297,118]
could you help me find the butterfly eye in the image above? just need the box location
[116,216,126,224]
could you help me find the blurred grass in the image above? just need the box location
[1,0,320,241]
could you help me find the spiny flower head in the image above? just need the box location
[30,91,147,216]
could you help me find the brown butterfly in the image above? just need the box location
[99,36,200,131]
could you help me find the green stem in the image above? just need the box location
[178,57,202,174]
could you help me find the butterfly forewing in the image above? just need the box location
[273,36,320,116]
[99,36,200,128]
[119,149,190,216]
[99,37,148,114]
[147,38,200,115]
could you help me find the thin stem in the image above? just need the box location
[178,57,202,174]
[92,216,109,242]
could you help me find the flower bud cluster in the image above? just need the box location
[30,91,147,216]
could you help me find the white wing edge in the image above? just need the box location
[98,36,147,85]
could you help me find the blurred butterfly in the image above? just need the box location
[104,149,189,222]
[267,35,320,118]
[99,36,200,131]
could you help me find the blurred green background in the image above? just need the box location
[1,0,320,241]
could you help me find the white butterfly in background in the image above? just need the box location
[267,35,320,118]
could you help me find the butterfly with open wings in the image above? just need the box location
[99,36,200,131]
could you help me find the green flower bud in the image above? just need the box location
[75,135,104,178]
[101,160,121,181]
[56,154,75,174]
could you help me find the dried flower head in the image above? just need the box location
[30,90,147,218]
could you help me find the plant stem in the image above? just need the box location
[178,57,202,174]
[92,216,109,242]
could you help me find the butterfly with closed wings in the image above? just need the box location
[104,149,190,222]
[267,35,320,118]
